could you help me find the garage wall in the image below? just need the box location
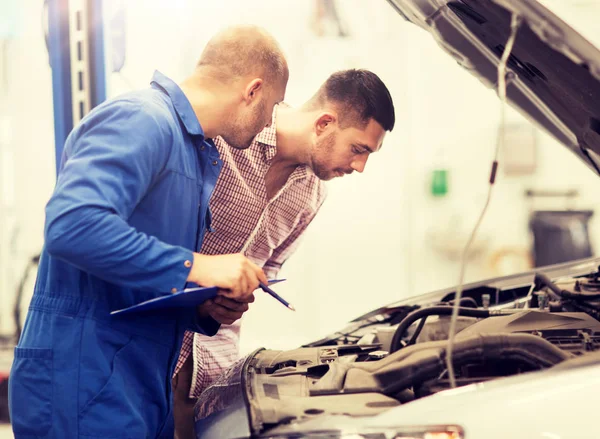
[0,0,55,334]
[2,0,600,354]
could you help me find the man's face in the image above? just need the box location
[310,118,387,181]
[222,81,287,149]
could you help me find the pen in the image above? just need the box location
[259,282,295,311]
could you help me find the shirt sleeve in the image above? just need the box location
[262,189,327,279]
[44,99,194,293]
[190,322,242,398]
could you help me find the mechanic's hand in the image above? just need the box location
[197,294,255,325]
[186,253,267,300]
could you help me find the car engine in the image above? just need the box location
[195,268,600,437]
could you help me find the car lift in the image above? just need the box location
[47,0,107,174]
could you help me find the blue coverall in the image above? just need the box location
[8,71,223,438]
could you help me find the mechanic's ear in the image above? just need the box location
[244,78,263,103]
[315,113,336,135]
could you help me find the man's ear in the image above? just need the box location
[315,112,337,135]
[244,78,263,103]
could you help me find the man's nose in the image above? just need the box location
[351,155,369,173]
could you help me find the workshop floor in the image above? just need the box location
[0,424,12,438]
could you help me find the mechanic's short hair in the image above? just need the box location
[308,69,395,131]
[197,25,288,86]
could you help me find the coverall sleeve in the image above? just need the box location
[44,99,195,294]
[189,313,220,336]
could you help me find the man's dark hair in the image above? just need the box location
[307,69,395,131]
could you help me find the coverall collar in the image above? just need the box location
[151,70,204,137]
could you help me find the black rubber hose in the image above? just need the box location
[380,333,572,396]
[407,316,428,346]
[568,300,600,321]
[534,272,600,300]
[447,297,478,308]
[390,306,490,353]
[534,273,569,300]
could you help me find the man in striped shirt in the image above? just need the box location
[173,69,395,438]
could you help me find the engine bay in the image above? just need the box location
[195,266,600,437]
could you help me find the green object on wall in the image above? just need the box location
[431,169,449,197]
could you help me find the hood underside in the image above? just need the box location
[387,0,600,175]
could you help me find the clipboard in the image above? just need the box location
[110,279,286,316]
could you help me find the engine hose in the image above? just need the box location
[534,272,600,301]
[390,306,490,353]
[446,297,479,309]
[407,316,428,346]
[568,300,600,321]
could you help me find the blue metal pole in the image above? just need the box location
[47,0,72,175]
[48,0,106,176]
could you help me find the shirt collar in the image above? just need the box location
[255,104,282,164]
[211,103,312,186]
[150,70,204,136]
[254,104,309,182]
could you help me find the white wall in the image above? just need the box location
[0,0,56,334]
[2,0,600,355]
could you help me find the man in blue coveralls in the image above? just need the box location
[8,25,289,438]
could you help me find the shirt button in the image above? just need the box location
[212,160,218,166]
[184,260,192,268]
[171,288,178,293]
[200,145,205,151]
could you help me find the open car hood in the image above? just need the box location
[387,0,600,175]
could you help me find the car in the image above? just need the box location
[194,0,600,437]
